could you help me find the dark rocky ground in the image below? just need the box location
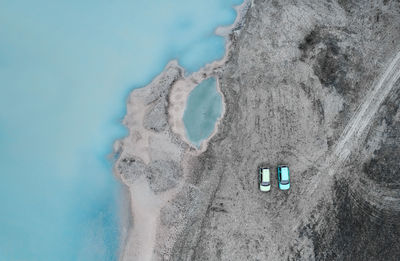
[311,80,400,261]
[166,1,400,260]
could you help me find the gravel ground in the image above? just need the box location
[116,1,400,260]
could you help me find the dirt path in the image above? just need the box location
[305,51,400,217]
[332,51,400,166]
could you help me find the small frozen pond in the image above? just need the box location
[183,77,222,147]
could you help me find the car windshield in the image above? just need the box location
[280,180,289,185]
[261,182,270,186]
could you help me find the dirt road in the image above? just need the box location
[333,51,400,165]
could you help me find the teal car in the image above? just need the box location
[258,167,271,192]
[278,165,290,190]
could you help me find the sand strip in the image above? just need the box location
[114,1,251,260]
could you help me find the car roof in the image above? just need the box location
[281,167,289,180]
[261,168,270,182]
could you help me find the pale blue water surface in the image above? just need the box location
[183,78,222,147]
[0,0,242,260]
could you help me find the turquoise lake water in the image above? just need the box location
[183,78,222,147]
[0,0,242,260]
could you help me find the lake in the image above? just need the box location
[0,0,241,260]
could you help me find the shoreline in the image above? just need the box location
[168,0,251,153]
[114,60,185,261]
[168,74,226,153]
[117,183,133,261]
[114,1,251,260]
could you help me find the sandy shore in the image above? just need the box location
[114,60,184,261]
[113,1,251,260]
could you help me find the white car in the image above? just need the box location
[258,167,271,192]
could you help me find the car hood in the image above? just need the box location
[279,183,290,190]
[260,184,271,191]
